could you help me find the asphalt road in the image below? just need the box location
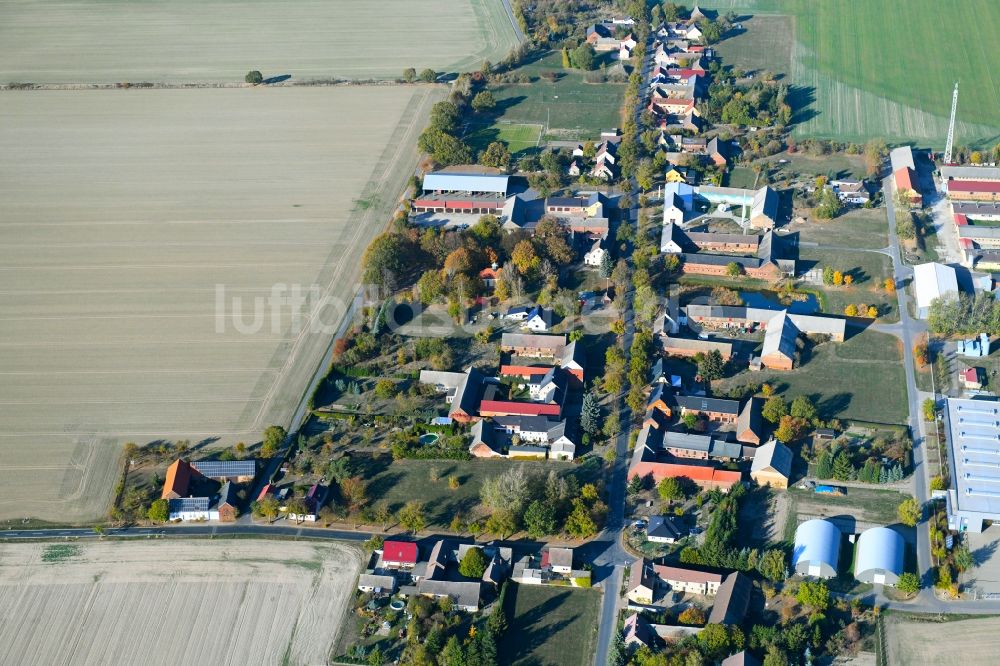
[592,36,654,666]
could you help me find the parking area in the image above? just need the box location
[961,530,1000,596]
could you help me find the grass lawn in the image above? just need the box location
[716,327,907,425]
[499,584,601,666]
[486,51,626,139]
[354,455,601,527]
[794,207,888,250]
[466,122,543,155]
[726,166,759,189]
[763,153,868,183]
[798,248,897,320]
[787,486,908,525]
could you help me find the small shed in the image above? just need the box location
[855,527,905,586]
[792,519,840,578]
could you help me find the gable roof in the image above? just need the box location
[751,439,792,477]
[383,540,418,565]
[673,395,740,415]
[736,397,764,442]
[162,459,194,499]
[761,311,798,360]
[653,564,723,585]
[889,146,915,172]
[449,367,486,418]
[424,539,450,580]
[168,496,209,513]
[470,419,503,455]
[648,515,685,540]
[708,572,752,625]
[217,480,238,508]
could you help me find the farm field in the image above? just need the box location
[885,615,1000,666]
[0,539,362,666]
[0,85,440,522]
[485,51,626,139]
[717,328,908,425]
[499,584,601,666]
[702,0,1000,146]
[0,0,519,83]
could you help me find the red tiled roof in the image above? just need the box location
[161,459,193,499]
[949,180,1000,194]
[256,483,273,501]
[383,540,418,564]
[479,400,561,417]
[962,368,978,382]
[954,213,969,226]
[653,564,723,584]
[894,167,916,192]
[961,238,974,249]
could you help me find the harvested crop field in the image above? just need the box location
[0,86,440,522]
[0,539,362,666]
[0,0,519,83]
[885,615,1000,666]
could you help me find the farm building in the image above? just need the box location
[707,572,751,626]
[623,613,658,649]
[191,459,256,482]
[961,367,984,390]
[736,397,764,445]
[750,440,792,489]
[357,574,397,594]
[673,395,741,424]
[161,459,195,500]
[662,335,733,359]
[626,559,658,604]
[944,397,1000,533]
[912,262,958,319]
[469,419,504,458]
[945,180,1000,202]
[792,519,841,578]
[954,201,1000,221]
[500,332,566,357]
[722,652,762,666]
[216,481,239,522]
[890,146,921,206]
[167,497,218,522]
[941,165,1000,183]
[412,170,510,215]
[760,311,797,370]
[854,527,905,586]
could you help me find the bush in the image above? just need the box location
[245,70,263,84]
[896,572,920,594]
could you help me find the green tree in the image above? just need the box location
[600,251,614,279]
[147,498,169,523]
[774,416,797,443]
[763,645,789,666]
[897,497,921,527]
[581,392,601,436]
[564,498,598,538]
[696,350,725,381]
[471,90,497,112]
[658,477,685,501]
[815,451,834,479]
[245,70,262,84]
[726,261,743,277]
[570,43,596,70]
[486,508,518,539]
[397,500,426,533]
[790,395,817,421]
[815,187,843,219]
[757,548,787,582]
[362,231,411,287]
[796,580,829,611]
[440,636,465,666]
[954,544,974,572]
[459,546,488,578]
[896,572,920,594]
[261,425,286,458]
[762,396,786,424]
[419,68,437,82]
[254,495,280,522]
[832,449,854,481]
[523,499,557,538]
[402,67,416,83]
[923,398,936,421]
[698,624,734,660]
[480,141,511,171]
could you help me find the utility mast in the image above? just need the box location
[944,81,959,165]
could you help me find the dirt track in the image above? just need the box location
[0,539,361,665]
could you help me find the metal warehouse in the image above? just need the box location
[792,519,840,578]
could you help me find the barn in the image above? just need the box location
[792,519,840,579]
[855,527,905,586]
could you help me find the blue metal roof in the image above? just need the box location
[792,519,840,571]
[855,527,904,577]
[422,172,510,194]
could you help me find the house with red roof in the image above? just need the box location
[161,459,198,500]
[381,540,419,569]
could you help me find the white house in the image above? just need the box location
[168,497,219,521]
[524,306,552,332]
[584,238,606,267]
[568,159,582,177]
[505,306,532,321]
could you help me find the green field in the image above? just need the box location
[796,209,889,251]
[354,455,601,528]
[466,122,543,155]
[718,328,908,425]
[702,0,1000,146]
[499,584,601,666]
[799,248,897,320]
[487,51,626,139]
